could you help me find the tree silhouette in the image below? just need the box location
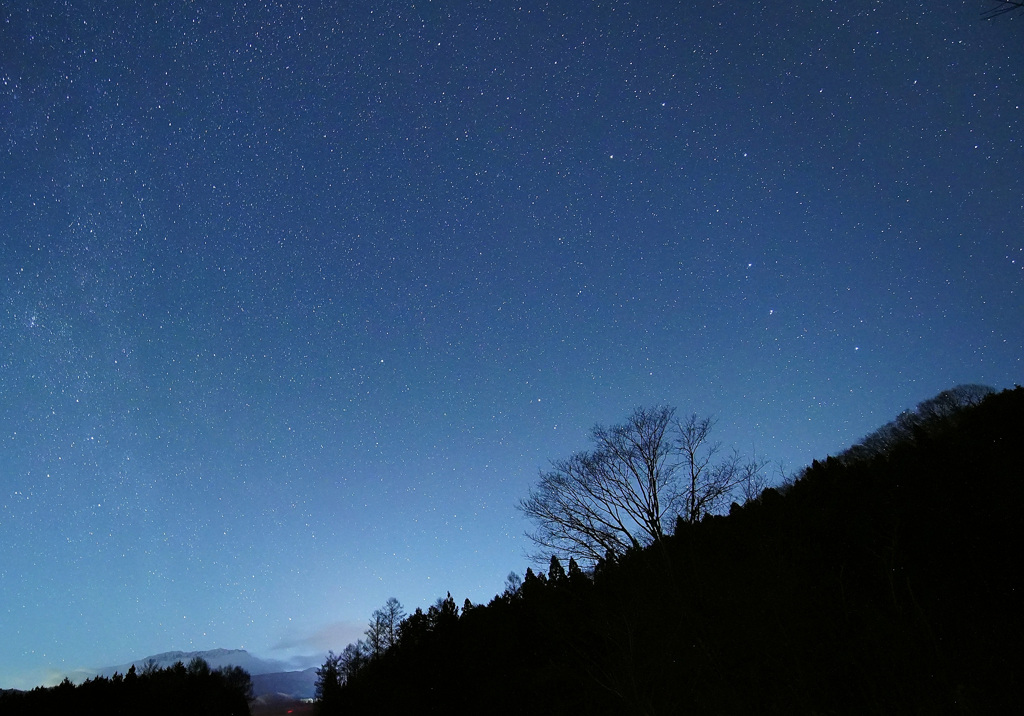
[518,406,679,563]
[428,592,459,633]
[503,571,523,597]
[519,406,766,562]
[839,384,995,463]
[676,413,766,524]
[315,651,344,709]
[0,659,253,716]
[339,640,370,682]
[548,555,567,586]
[363,598,406,659]
[220,665,254,705]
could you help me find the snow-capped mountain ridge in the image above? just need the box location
[95,648,304,678]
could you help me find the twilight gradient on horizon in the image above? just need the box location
[2,0,1022,690]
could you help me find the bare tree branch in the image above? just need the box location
[519,406,677,564]
[519,406,768,564]
[983,1,1024,20]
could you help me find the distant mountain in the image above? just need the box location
[95,648,291,678]
[252,667,318,700]
[90,649,319,699]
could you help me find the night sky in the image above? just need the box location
[2,0,1022,689]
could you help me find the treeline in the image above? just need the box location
[0,657,253,716]
[318,386,1023,714]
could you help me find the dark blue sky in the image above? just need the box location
[2,0,1021,688]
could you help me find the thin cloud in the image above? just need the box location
[270,621,365,653]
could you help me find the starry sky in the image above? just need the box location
[2,0,1022,689]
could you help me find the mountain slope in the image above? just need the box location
[91,648,317,699]
[327,387,1024,715]
[95,648,289,678]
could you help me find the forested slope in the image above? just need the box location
[326,387,1023,715]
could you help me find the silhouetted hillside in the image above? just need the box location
[323,386,1023,715]
[0,657,253,716]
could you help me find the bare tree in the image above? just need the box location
[676,414,767,524]
[519,406,769,563]
[366,597,405,657]
[377,597,405,651]
[915,384,993,421]
[839,384,995,463]
[337,640,370,681]
[518,406,678,564]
